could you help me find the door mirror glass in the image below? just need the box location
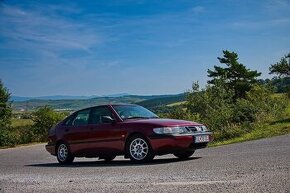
[90,107,115,124]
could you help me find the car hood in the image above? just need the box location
[123,118,202,127]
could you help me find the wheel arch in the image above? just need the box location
[55,139,69,153]
[124,132,152,158]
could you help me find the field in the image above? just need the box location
[11,118,34,127]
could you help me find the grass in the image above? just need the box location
[11,118,34,127]
[209,120,290,147]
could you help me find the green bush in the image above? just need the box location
[32,106,68,142]
[0,129,15,146]
[213,123,248,141]
[168,81,288,142]
[0,125,35,147]
[235,84,287,123]
[186,81,235,135]
[0,106,69,147]
[165,105,196,121]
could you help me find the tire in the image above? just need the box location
[102,155,116,162]
[56,143,75,164]
[126,135,154,163]
[173,150,195,160]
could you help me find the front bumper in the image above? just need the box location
[149,132,213,155]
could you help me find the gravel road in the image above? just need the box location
[0,135,289,193]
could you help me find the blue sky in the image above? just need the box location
[0,0,289,96]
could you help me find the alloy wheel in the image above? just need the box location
[129,138,149,160]
[58,144,68,162]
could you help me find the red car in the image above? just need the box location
[45,104,213,164]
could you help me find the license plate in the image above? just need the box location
[195,135,209,143]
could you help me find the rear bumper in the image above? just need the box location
[149,132,213,155]
[45,144,56,156]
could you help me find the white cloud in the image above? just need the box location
[0,3,102,57]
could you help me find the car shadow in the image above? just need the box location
[25,157,202,168]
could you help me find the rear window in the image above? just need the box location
[68,109,90,126]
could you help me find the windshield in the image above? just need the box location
[113,105,158,120]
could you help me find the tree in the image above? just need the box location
[269,53,290,96]
[269,53,290,77]
[207,50,261,99]
[0,79,12,129]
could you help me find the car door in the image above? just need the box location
[63,109,91,154]
[87,106,125,155]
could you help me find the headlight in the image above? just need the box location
[153,126,188,135]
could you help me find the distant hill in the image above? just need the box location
[11,95,97,102]
[11,93,132,102]
[101,93,130,97]
[12,94,185,111]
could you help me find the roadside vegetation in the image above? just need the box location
[0,86,67,146]
[1,50,290,148]
[164,51,290,145]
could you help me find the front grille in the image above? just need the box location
[185,126,204,132]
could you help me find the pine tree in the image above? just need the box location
[269,53,290,77]
[207,50,261,99]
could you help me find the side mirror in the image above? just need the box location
[101,116,115,124]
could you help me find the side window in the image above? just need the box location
[64,115,74,126]
[71,109,90,126]
[90,107,114,124]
